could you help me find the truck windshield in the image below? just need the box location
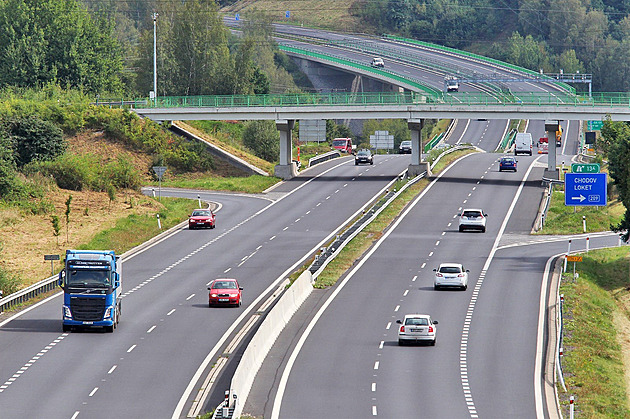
[67,269,111,288]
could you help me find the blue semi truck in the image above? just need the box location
[58,250,122,332]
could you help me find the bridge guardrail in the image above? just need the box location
[127,91,630,110]
[424,132,444,152]
[308,150,341,167]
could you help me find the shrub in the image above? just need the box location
[6,116,66,167]
[242,120,279,162]
[0,265,20,296]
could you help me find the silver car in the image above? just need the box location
[434,262,469,290]
[396,314,438,346]
[458,208,487,232]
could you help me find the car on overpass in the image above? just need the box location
[434,263,469,290]
[371,57,384,68]
[396,314,438,346]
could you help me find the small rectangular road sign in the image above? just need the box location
[564,173,607,206]
[566,255,583,262]
[571,163,600,173]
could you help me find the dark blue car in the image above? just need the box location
[499,156,517,172]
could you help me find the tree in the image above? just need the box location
[602,121,630,240]
[6,117,66,167]
[51,215,61,245]
[0,129,17,198]
[242,120,279,162]
[65,194,72,243]
[0,0,124,93]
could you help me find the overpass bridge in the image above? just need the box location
[133,91,630,178]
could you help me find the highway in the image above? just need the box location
[0,156,412,418]
[261,153,618,419]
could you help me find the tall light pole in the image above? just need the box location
[152,12,158,101]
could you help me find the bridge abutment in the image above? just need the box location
[408,119,431,176]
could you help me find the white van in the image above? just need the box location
[514,133,533,156]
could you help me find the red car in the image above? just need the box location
[208,279,242,307]
[188,209,215,229]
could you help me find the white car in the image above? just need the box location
[371,57,384,68]
[434,263,469,290]
[396,314,438,346]
[458,208,487,232]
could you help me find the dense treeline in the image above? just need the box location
[352,0,630,92]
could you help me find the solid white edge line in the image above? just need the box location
[171,159,405,419]
[270,153,476,419]
[536,254,558,419]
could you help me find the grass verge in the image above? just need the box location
[151,175,280,194]
[78,198,199,254]
[538,190,624,235]
[559,246,630,417]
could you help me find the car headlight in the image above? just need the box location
[63,305,72,319]
[230,294,238,298]
[210,294,218,298]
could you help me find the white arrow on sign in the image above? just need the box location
[571,195,586,202]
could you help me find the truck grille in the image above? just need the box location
[70,297,106,321]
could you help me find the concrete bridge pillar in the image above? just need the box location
[544,120,560,180]
[274,119,298,179]
[407,119,431,176]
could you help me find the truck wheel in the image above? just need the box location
[105,325,114,333]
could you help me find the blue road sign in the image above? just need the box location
[286,10,290,18]
[564,173,607,206]
[235,13,240,21]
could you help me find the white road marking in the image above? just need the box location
[386,322,391,330]
[372,383,376,391]
[186,294,195,301]
[270,235,276,240]
[403,290,409,296]
[127,345,136,353]
[89,387,98,397]
[373,406,377,415]
[108,365,117,374]
[224,268,231,273]
[373,361,379,370]
[167,309,176,316]
[394,305,400,312]
[283,226,289,231]
[71,412,80,419]
[147,326,156,333]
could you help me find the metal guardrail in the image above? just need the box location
[499,128,518,151]
[0,274,58,313]
[123,91,630,109]
[308,150,341,167]
[382,34,576,94]
[424,132,444,152]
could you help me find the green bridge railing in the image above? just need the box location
[121,91,630,109]
[425,132,444,152]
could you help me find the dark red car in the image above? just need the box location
[188,209,215,229]
[208,279,242,307]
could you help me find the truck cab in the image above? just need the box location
[445,76,459,92]
[59,250,121,332]
[332,137,354,154]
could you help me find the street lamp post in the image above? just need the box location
[152,12,158,100]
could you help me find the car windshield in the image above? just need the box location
[192,210,212,217]
[405,318,428,326]
[463,211,482,217]
[401,141,411,146]
[358,150,370,156]
[439,266,462,273]
[502,158,514,163]
[213,281,237,289]
[447,80,458,87]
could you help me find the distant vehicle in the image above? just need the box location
[355,149,374,165]
[555,126,562,147]
[459,208,487,233]
[399,140,412,154]
[371,57,384,68]
[208,278,243,307]
[514,132,533,156]
[434,263,469,290]
[499,156,518,172]
[445,76,459,92]
[189,209,215,229]
[397,314,438,346]
[332,137,354,154]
